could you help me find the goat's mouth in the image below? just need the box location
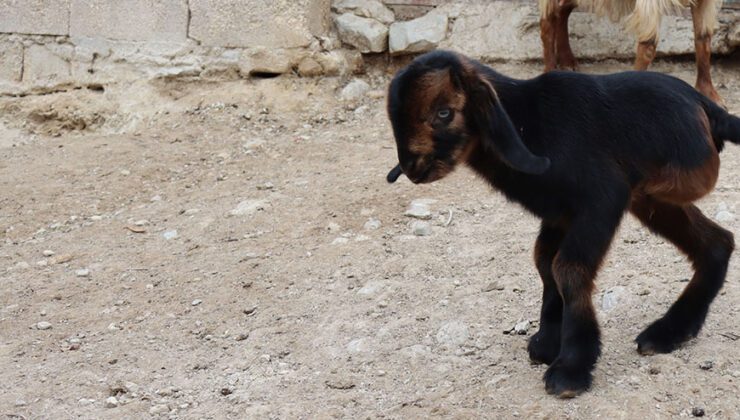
[406,161,446,184]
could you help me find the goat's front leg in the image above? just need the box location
[543,193,627,398]
[528,223,565,365]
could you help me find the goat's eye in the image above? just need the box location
[437,108,451,120]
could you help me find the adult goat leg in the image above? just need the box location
[692,0,723,105]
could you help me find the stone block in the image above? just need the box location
[0,40,23,82]
[335,13,388,53]
[0,0,69,35]
[332,0,395,24]
[190,0,327,48]
[730,19,740,48]
[70,0,188,42]
[389,11,448,55]
[239,48,304,76]
[23,44,71,83]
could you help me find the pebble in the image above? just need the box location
[151,195,162,202]
[50,254,74,264]
[120,169,131,176]
[156,387,177,396]
[36,321,52,330]
[183,208,200,216]
[149,404,169,415]
[514,320,530,335]
[715,210,734,222]
[699,360,714,370]
[257,182,274,190]
[405,199,436,219]
[482,281,504,292]
[411,221,432,236]
[192,299,202,306]
[42,250,55,257]
[229,199,266,216]
[243,306,257,315]
[90,215,103,221]
[15,399,27,407]
[105,396,119,408]
[220,387,233,396]
[325,377,356,390]
[340,79,370,102]
[327,222,341,232]
[364,218,381,230]
[436,321,470,346]
[79,398,95,406]
[601,287,625,312]
[235,333,249,341]
[163,230,178,240]
[692,407,705,417]
[76,268,90,277]
[134,219,149,226]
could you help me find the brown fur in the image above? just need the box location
[551,257,598,310]
[404,69,467,158]
[640,109,719,204]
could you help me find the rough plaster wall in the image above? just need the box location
[69,0,189,42]
[0,0,69,35]
[189,0,320,48]
[0,0,736,92]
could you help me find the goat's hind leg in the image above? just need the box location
[528,223,565,365]
[630,197,734,354]
[555,0,577,70]
[540,0,558,72]
[691,0,723,105]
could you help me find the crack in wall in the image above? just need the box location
[19,44,25,83]
[186,0,193,41]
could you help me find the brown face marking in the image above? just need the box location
[404,67,467,158]
[641,108,719,205]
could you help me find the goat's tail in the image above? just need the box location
[703,100,740,151]
[715,113,740,146]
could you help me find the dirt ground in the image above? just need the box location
[1,56,740,419]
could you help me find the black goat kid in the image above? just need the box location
[386,50,740,397]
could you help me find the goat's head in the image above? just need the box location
[386,50,549,184]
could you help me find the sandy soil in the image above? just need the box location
[1,57,739,419]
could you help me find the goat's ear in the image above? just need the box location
[467,77,550,175]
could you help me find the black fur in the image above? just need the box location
[386,50,740,397]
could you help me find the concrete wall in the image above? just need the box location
[0,0,737,93]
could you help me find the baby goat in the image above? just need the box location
[540,0,723,104]
[386,50,740,397]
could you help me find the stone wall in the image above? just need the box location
[0,0,737,93]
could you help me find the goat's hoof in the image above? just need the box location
[635,317,699,355]
[544,360,591,398]
[528,329,560,365]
